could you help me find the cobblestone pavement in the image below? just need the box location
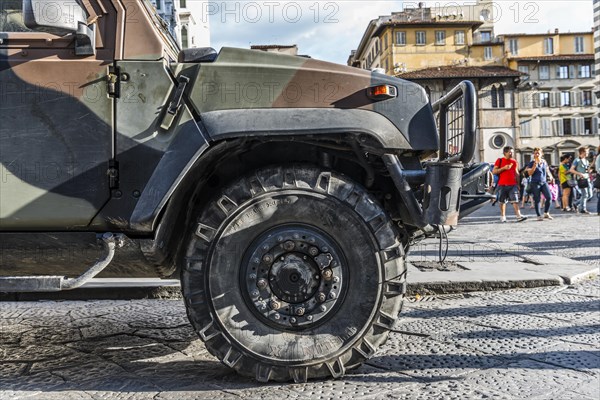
[1,277,598,399]
[412,197,600,268]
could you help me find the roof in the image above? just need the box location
[508,54,594,62]
[398,66,524,80]
[501,31,593,37]
[250,45,297,49]
[374,20,483,36]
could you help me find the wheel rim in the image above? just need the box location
[241,224,347,330]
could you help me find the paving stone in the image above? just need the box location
[133,325,197,342]
[461,359,590,399]
[450,326,559,357]
[503,298,600,322]
[526,342,600,375]
[383,379,508,400]
[368,335,506,378]
[554,377,600,400]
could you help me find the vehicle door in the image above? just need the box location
[0,0,113,230]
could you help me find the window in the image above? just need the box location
[574,36,584,53]
[455,31,465,45]
[180,0,186,7]
[539,65,550,80]
[498,85,505,108]
[557,65,569,79]
[582,91,592,106]
[181,26,188,49]
[543,38,554,54]
[539,92,550,107]
[518,66,529,79]
[156,0,161,10]
[583,117,592,134]
[560,91,571,106]
[491,86,498,108]
[509,39,518,55]
[520,120,532,137]
[396,31,406,45]
[484,46,493,60]
[492,135,505,148]
[563,119,572,135]
[541,118,552,136]
[578,65,591,78]
[416,31,426,45]
[480,31,491,42]
[435,31,446,45]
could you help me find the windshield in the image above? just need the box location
[140,0,180,55]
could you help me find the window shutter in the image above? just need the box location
[570,91,576,107]
[571,119,578,135]
[577,118,585,135]
[593,117,599,135]
[569,65,576,79]
[553,119,564,136]
[532,92,540,108]
[550,92,556,107]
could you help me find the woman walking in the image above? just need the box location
[525,148,555,221]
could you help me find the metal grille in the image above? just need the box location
[431,80,476,164]
[444,96,465,160]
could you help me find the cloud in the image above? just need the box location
[207,0,594,65]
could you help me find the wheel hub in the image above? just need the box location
[243,225,345,329]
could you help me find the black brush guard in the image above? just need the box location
[385,80,492,229]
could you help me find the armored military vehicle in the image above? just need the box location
[0,0,491,382]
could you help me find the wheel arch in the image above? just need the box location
[138,135,400,277]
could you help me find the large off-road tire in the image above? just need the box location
[181,165,406,382]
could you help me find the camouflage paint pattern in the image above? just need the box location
[0,0,434,233]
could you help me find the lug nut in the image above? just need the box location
[290,317,297,323]
[309,246,319,256]
[270,300,281,310]
[283,240,295,251]
[316,292,326,302]
[257,279,268,289]
[322,247,329,252]
[333,276,340,283]
[253,257,260,264]
[329,292,337,299]
[263,254,273,263]
[322,269,333,280]
[277,236,284,242]
[262,244,269,250]
[251,290,259,297]
[307,315,313,321]
[274,313,281,320]
[320,305,327,312]
[293,233,300,239]
[295,307,305,316]
[249,273,257,279]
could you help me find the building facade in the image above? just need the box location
[151,0,210,49]
[505,32,598,165]
[348,3,599,165]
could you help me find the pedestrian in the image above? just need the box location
[525,148,555,221]
[569,147,592,214]
[594,145,600,216]
[493,146,527,222]
[558,155,575,211]
[520,170,532,208]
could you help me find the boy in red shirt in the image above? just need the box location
[493,146,528,223]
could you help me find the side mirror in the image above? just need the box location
[23,0,95,55]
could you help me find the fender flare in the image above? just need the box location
[130,107,411,232]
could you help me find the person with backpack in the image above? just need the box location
[493,146,527,223]
[569,147,592,214]
[525,148,555,221]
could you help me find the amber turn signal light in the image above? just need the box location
[367,84,398,100]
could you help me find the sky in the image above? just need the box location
[206,0,595,65]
